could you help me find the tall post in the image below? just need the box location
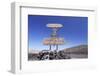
[49,45,51,50]
[56,45,58,51]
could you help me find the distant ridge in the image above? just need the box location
[61,44,88,54]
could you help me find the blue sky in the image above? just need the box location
[28,15,88,50]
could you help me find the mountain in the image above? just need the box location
[62,45,88,54]
[59,45,88,58]
[29,49,39,54]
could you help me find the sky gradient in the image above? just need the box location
[28,15,88,51]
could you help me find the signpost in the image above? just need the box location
[43,23,65,51]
